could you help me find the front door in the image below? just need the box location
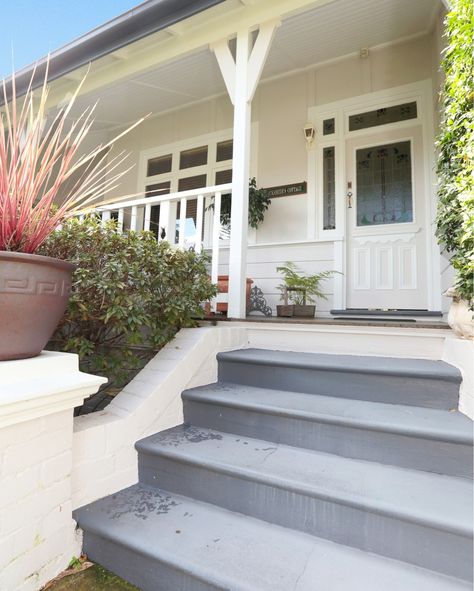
[345,126,428,310]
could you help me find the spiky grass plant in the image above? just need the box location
[0,65,145,253]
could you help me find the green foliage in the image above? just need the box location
[436,0,474,303]
[219,177,271,230]
[40,217,216,387]
[276,262,337,305]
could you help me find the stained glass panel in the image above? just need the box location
[323,147,336,230]
[349,102,417,132]
[356,141,413,226]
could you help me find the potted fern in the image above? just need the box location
[0,68,144,360]
[276,262,336,318]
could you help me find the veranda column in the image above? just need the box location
[213,21,278,318]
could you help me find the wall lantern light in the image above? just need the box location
[303,123,315,149]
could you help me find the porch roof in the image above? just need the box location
[1,0,225,102]
[48,0,440,133]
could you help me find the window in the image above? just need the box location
[322,147,336,230]
[356,141,413,226]
[349,102,417,132]
[143,134,233,241]
[179,146,208,169]
[322,118,335,136]
[147,154,172,176]
[216,140,233,162]
[145,181,170,237]
[215,169,232,185]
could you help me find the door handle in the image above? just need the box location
[347,181,353,208]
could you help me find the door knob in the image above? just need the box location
[347,181,353,208]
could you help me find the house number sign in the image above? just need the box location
[264,182,307,198]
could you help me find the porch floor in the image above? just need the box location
[202,316,451,330]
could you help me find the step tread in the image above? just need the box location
[76,484,469,591]
[137,425,473,537]
[218,348,461,382]
[183,382,474,444]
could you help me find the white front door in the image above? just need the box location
[345,125,428,310]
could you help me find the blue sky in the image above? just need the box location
[1,0,139,78]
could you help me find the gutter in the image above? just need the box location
[2,0,226,101]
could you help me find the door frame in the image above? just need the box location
[307,79,441,311]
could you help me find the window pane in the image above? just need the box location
[349,102,417,132]
[323,147,336,230]
[145,182,171,197]
[147,154,172,176]
[356,141,413,226]
[215,169,232,185]
[179,145,208,169]
[145,182,170,238]
[216,140,233,162]
[178,174,207,192]
[323,118,335,135]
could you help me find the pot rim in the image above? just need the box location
[0,250,76,271]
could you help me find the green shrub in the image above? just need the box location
[436,0,474,304]
[40,217,216,387]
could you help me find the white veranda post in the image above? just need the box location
[212,21,278,318]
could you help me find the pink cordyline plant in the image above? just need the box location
[0,65,146,253]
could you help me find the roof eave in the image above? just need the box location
[2,0,226,101]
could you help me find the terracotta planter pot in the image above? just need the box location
[217,275,253,314]
[0,251,75,360]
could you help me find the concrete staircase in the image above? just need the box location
[75,348,473,590]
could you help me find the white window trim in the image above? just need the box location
[306,79,439,310]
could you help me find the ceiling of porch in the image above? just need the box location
[65,0,440,132]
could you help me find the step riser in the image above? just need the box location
[139,452,473,581]
[218,361,459,409]
[183,399,473,478]
[83,532,222,591]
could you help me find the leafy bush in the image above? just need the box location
[436,0,474,304]
[40,217,216,388]
[276,262,336,305]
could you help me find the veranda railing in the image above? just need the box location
[81,183,232,312]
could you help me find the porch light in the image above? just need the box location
[303,123,315,149]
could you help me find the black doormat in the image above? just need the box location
[333,317,416,322]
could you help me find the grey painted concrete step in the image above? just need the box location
[75,484,470,591]
[217,349,462,409]
[137,425,473,580]
[183,382,474,478]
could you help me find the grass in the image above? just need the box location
[44,564,141,591]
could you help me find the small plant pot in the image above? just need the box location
[293,305,316,318]
[0,251,75,360]
[276,305,294,317]
[276,304,316,318]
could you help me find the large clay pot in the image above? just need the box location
[0,251,75,360]
[444,287,474,340]
[217,275,253,314]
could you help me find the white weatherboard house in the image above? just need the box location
[1,1,473,591]
[11,0,453,320]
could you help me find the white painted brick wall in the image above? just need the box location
[0,411,80,591]
[0,352,105,591]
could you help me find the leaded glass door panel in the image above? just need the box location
[345,127,427,310]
